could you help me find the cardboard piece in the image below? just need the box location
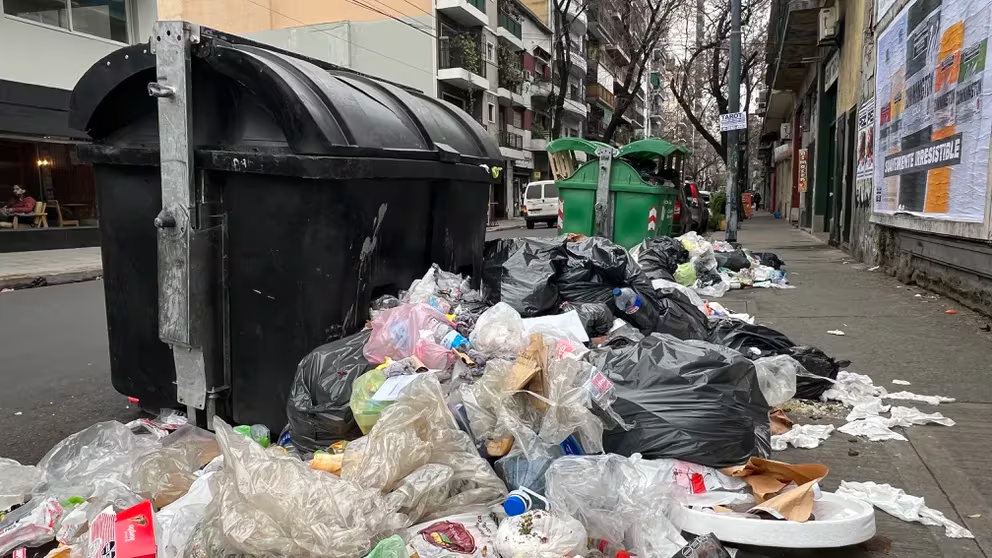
[770,408,794,436]
[516,334,550,411]
[722,458,829,523]
[114,501,156,558]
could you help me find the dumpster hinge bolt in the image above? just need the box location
[154,210,177,229]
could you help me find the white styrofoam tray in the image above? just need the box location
[678,492,876,548]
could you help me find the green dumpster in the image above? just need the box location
[550,137,686,249]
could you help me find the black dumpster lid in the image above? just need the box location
[69,29,501,167]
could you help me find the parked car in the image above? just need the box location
[522,180,559,229]
[672,182,708,234]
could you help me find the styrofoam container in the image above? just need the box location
[678,492,876,548]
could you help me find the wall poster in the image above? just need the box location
[874,0,992,222]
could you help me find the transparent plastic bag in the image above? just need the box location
[545,455,686,558]
[495,510,587,557]
[350,367,391,435]
[342,374,506,523]
[674,262,697,286]
[202,417,399,558]
[0,496,63,555]
[156,471,216,558]
[364,303,452,364]
[678,231,717,272]
[36,420,157,498]
[753,355,802,406]
[365,535,409,558]
[469,302,527,358]
[0,458,42,512]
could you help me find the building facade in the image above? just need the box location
[0,0,156,251]
[762,0,992,314]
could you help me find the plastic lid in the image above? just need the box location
[615,551,630,558]
[503,495,527,517]
[612,287,622,296]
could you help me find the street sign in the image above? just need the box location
[798,148,809,192]
[719,112,748,132]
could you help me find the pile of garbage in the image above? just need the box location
[0,233,972,558]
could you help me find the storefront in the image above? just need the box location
[0,79,100,252]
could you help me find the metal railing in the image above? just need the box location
[468,0,486,13]
[586,83,615,107]
[498,10,522,38]
[439,40,486,77]
[568,85,585,103]
[500,130,524,149]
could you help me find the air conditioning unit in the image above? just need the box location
[819,7,838,43]
[780,123,792,140]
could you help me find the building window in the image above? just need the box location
[486,41,495,63]
[4,0,129,43]
[487,103,496,123]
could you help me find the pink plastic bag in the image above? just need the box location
[364,303,453,364]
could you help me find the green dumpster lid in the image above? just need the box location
[547,137,612,155]
[618,138,691,159]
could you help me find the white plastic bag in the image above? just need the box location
[837,481,973,539]
[0,458,41,512]
[157,471,216,558]
[495,510,587,557]
[469,302,528,357]
[753,355,801,406]
[406,511,499,558]
[0,497,63,555]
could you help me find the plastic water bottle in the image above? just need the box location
[427,319,469,350]
[503,486,548,517]
[612,287,656,332]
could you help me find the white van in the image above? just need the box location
[522,180,559,229]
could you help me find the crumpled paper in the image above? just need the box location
[838,417,908,442]
[822,371,884,407]
[836,481,973,539]
[770,424,835,450]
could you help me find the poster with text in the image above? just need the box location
[874,0,992,222]
[857,99,875,180]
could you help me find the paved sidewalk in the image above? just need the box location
[0,247,102,290]
[727,214,991,557]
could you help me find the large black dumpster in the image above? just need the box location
[68,22,502,432]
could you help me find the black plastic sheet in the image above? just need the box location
[285,330,373,452]
[789,345,850,399]
[587,333,770,468]
[633,236,688,280]
[482,237,566,316]
[653,296,711,341]
[706,320,796,355]
[561,301,614,337]
[714,249,751,272]
[752,252,785,270]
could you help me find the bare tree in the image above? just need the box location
[665,0,769,164]
[600,0,689,143]
[549,0,587,138]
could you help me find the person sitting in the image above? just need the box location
[0,185,37,218]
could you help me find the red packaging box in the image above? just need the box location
[114,501,156,558]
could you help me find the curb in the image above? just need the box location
[0,268,102,291]
[486,223,526,232]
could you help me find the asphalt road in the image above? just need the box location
[0,280,139,464]
[0,225,551,465]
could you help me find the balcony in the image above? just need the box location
[568,43,587,74]
[499,129,526,159]
[767,0,821,92]
[586,116,608,139]
[528,128,549,151]
[497,9,525,50]
[588,3,618,44]
[586,83,615,109]
[437,0,487,27]
[566,1,587,32]
[438,40,488,90]
[497,79,528,107]
[586,57,616,90]
[563,86,589,118]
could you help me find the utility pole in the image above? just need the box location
[725,0,742,242]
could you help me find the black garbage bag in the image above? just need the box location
[706,319,796,355]
[789,345,851,399]
[587,333,770,468]
[285,329,373,452]
[752,252,785,270]
[653,296,711,341]
[482,237,567,316]
[633,236,688,280]
[560,301,614,337]
[714,249,751,272]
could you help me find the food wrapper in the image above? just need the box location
[722,458,829,522]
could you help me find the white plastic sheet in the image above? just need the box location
[888,406,955,427]
[836,481,974,539]
[837,417,908,442]
[821,371,885,407]
[884,391,956,406]
[771,424,835,450]
[495,510,587,557]
[846,398,891,421]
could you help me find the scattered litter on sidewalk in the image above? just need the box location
[0,232,970,557]
[884,391,956,406]
[836,481,974,539]
[771,424,835,450]
[945,309,958,314]
[892,379,911,386]
[827,330,846,336]
[868,266,880,271]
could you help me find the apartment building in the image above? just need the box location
[0,0,156,251]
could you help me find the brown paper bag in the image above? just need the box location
[511,334,551,410]
[722,458,829,522]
